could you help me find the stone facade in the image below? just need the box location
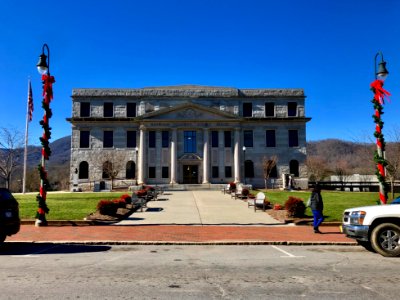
[67,85,311,190]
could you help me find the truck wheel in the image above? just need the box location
[371,223,400,257]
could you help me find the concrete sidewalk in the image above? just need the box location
[118,190,281,225]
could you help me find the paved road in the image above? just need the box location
[118,190,281,225]
[0,244,397,299]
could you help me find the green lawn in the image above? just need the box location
[14,192,127,220]
[261,190,393,222]
[14,190,395,222]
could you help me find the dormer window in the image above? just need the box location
[288,102,297,117]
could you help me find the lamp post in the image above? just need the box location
[242,146,246,184]
[371,51,390,205]
[35,43,55,226]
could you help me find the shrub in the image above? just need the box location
[273,203,283,210]
[229,182,236,191]
[113,198,127,208]
[145,185,155,192]
[284,196,306,217]
[135,189,147,197]
[242,188,249,196]
[120,194,132,204]
[97,200,118,215]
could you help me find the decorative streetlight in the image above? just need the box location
[371,51,390,205]
[35,44,55,226]
[242,146,246,184]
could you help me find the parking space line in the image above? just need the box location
[271,245,305,258]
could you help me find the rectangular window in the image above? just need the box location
[104,102,113,117]
[162,131,169,148]
[103,130,113,148]
[126,131,137,148]
[212,166,219,178]
[288,102,297,117]
[243,102,253,117]
[224,131,231,148]
[211,131,219,148]
[225,166,232,178]
[79,130,90,148]
[149,131,156,148]
[149,167,156,178]
[80,102,90,117]
[127,103,137,117]
[243,130,253,147]
[265,102,275,117]
[288,130,299,147]
[266,130,276,147]
[184,131,196,153]
[162,166,169,178]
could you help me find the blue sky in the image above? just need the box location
[0,0,399,144]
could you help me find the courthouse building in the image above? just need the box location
[67,85,310,190]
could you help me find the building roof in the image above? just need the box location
[72,85,305,98]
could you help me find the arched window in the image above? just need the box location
[78,161,89,179]
[102,161,112,179]
[269,163,278,178]
[244,160,254,178]
[290,160,299,177]
[126,161,136,179]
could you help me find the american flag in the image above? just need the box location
[28,80,33,121]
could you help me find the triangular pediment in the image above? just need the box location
[178,153,202,161]
[139,102,240,121]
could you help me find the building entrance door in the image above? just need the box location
[183,165,198,184]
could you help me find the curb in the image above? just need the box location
[20,220,115,226]
[5,240,358,246]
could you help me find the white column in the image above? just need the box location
[234,128,240,183]
[137,126,145,185]
[202,128,209,184]
[170,128,177,184]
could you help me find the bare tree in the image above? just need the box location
[97,151,128,190]
[333,159,352,191]
[306,155,329,182]
[0,128,23,189]
[262,155,278,189]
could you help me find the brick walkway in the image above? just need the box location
[6,224,355,245]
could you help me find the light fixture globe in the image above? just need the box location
[375,52,389,81]
[376,60,389,81]
[36,53,48,75]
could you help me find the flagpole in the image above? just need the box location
[22,78,31,194]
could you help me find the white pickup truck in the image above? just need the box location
[342,204,400,257]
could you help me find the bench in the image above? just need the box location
[247,192,266,212]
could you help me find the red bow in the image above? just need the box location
[42,74,55,103]
[371,79,391,105]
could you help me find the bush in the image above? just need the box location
[242,188,249,196]
[273,203,283,210]
[284,196,306,217]
[113,198,127,208]
[229,182,236,191]
[120,194,132,204]
[97,200,118,215]
[135,189,147,197]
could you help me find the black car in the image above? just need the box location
[0,188,20,243]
